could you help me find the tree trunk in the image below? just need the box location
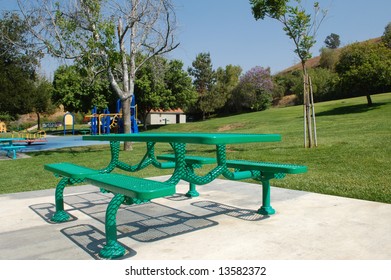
[113,16,133,151]
[309,76,318,147]
[141,111,149,131]
[305,88,313,147]
[302,65,313,148]
[366,95,373,106]
[36,112,41,130]
[121,97,133,150]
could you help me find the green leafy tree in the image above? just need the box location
[273,70,302,97]
[0,12,41,77]
[136,57,197,129]
[16,0,178,149]
[320,33,340,70]
[233,66,273,112]
[188,52,217,120]
[215,65,242,114]
[250,0,327,148]
[164,59,198,112]
[324,33,340,49]
[250,0,326,73]
[0,62,33,118]
[335,42,391,106]
[52,65,116,113]
[319,47,339,70]
[0,12,44,120]
[30,78,56,130]
[135,56,172,129]
[382,22,391,48]
[292,68,339,102]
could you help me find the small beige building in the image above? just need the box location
[146,109,186,125]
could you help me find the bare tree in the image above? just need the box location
[16,0,179,149]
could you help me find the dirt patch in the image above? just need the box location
[274,95,298,107]
[18,106,66,123]
[217,123,245,132]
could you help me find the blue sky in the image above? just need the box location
[1,0,390,75]
[169,0,391,74]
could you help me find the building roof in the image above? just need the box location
[150,108,184,114]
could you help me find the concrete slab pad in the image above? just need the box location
[0,176,390,260]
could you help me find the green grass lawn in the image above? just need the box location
[1,93,390,204]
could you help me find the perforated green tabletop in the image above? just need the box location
[83,133,281,145]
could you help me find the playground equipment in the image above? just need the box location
[63,112,75,135]
[12,130,47,145]
[0,122,6,133]
[89,107,120,135]
[87,97,139,135]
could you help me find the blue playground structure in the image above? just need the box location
[89,96,138,135]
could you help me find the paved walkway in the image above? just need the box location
[0,176,391,260]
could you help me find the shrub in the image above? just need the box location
[232,66,274,112]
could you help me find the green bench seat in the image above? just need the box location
[85,173,176,201]
[45,161,176,259]
[44,162,100,179]
[226,160,308,215]
[157,154,217,197]
[44,162,102,223]
[0,145,27,159]
[226,160,307,174]
[85,173,176,259]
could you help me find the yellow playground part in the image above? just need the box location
[12,130,47,144]
[85,113,122,135]
[0,122,6,133]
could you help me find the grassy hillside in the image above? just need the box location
[155,93,391,203]
[1,93,390,204]
[279,37,383,74]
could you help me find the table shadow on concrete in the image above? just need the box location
[61,224,136,260]
[30,203,78,224]
[28,189,272,258]
[191,201,270,221]
[28,191,218,249]
[66,191,219,243]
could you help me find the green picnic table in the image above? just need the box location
[45,133,307,259]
